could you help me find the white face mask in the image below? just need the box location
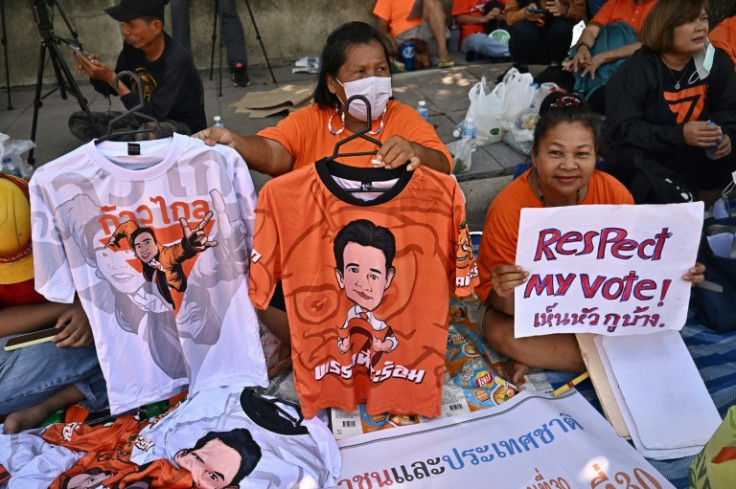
[337,76,392,121]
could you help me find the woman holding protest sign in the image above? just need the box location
[476,92,705,383]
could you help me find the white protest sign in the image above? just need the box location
[337,391,674,489]
[514,203,703,338]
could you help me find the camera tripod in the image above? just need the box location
[209,0,277,97]
[28,0,98,166]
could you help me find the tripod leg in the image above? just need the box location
[218,37,223,97]
[28,43,48,166]
[48,41,68,100]
[47,39,99,136]
[49,0,79,43]
[242,0,277,85]
[210,0,219,81]
[0,0,12,110]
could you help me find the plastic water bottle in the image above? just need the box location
[212,115,225,128]
[452,121,465,138]
[462,117,477,152]
[462,117,477,141]
[706,121,721,160]
[416,100,429,121]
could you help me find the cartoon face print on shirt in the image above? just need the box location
[333,220,399,360]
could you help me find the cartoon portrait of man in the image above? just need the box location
[174,429,261,489]
[334,219,398,356]
[59,467,113,489]
[106,212,218,309]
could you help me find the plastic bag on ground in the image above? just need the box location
[0,133,35,179]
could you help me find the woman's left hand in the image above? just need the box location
[374,136,421,171]
[545,0,566,16]
[682,262,705,287]
[715,134,732,159]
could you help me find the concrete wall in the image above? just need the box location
[4,0,376,87]
[4,0,453,87]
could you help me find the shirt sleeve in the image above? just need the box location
[257,109,308,163]
[28,176,77,304]
[373,0,391,21]
[590,0,617,26]
[248,184,281,310]
[706,49,736,145]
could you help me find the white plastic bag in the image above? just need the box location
[0,133,35,179]
[498,68,536,130]
[466,76,505,145]
[502,109,538,155]
[446,137,474,173]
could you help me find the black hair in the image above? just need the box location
[532,92,600,155]
[313,22,392,108]
[130,227,157,249]
[333,219,396,271]
[188,429,262,486]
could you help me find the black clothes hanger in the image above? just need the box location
[240,387,308,435]
[327,94,406,194]
[95,70,173,145]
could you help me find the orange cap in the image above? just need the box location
[0,174,34,285]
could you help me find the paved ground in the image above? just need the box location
[0,56,529,230]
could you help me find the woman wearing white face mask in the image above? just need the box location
[194,21,453,177]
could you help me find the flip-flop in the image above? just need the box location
[437,58,455,69]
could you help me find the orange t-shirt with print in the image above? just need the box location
[258,100,453,172]
[475,169,634,302]
[590,0,658,33]
[249,161,478,419]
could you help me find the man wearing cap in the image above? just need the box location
[71,0,206,141]
[0,174,107,434]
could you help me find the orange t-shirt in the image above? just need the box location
[258,100,452,172]
[452,0,495,44]
[710,16,736,67]
[373,0,422,37]
[475,169,634,302]
[590,0,658,33]
[249,161,478,419]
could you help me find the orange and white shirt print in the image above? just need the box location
[249,161,478,419]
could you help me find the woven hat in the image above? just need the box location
[0,174,33,285]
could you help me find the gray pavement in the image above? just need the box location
[0,58,528,230]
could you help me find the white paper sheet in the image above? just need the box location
[596,332,721,458]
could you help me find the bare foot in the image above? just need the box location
[511,361,530,384]
[2,384,84,434]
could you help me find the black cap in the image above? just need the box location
[104,0,168,22]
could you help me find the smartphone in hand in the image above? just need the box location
[4,327,59,351]
[68,41,91,62]
[527,7,546,13]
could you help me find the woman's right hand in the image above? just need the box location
[490,264,530,297]
[524,3,545,22]
[683,120,722,148]
[192,127,236,148]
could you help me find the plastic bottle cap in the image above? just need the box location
[418,101,426,107]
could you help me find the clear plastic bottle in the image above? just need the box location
[462,117,477,141]
[416,100,429,121]
[706,121,721,160]
[212,115,225,128]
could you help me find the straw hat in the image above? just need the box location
[0,174,33,285]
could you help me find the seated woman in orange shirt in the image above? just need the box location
[195,21,452,177]
[475,92,705,382]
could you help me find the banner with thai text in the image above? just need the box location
[513,203,703,338]
[337,391,674,488]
